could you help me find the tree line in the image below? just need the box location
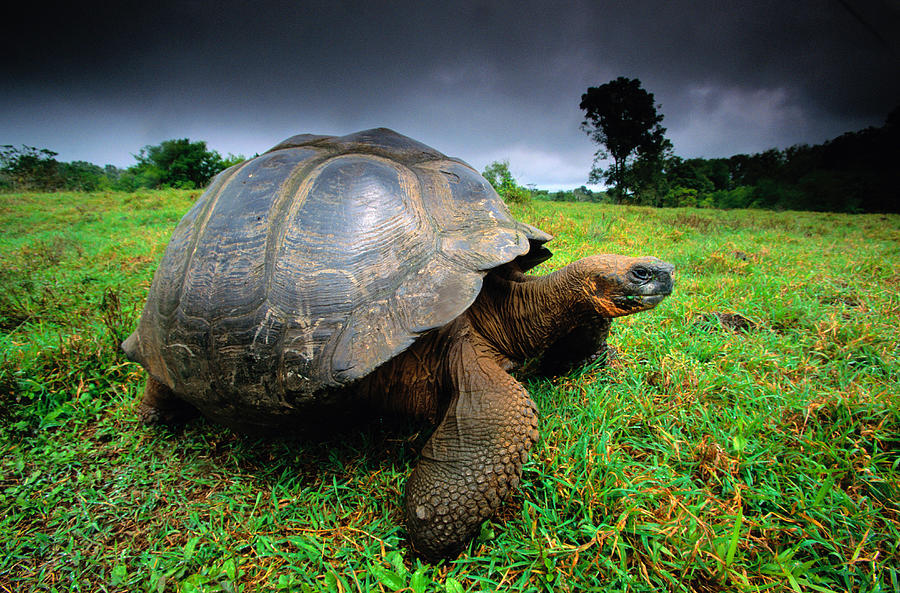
[5,91,898,213]
[481,161,606,205]
[0,139,243,192]
[578,76,899,213]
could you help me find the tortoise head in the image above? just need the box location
[577,254,674,318]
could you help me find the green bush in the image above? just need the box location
[662,186,699,207]
[482,160,531,204]
[130,138,224,189]
[501,183,531,204]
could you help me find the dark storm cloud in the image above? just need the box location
[3,0,898,187]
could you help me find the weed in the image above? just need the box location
[100,287,131,353]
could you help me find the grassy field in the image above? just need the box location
[1,189,898,592]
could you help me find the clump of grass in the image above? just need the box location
[1,191,898,591]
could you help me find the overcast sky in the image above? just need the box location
[3,0,898,189]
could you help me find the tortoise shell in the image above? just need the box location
[123,128,551,412]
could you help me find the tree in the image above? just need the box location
[573,185,595,202]
[621,152,672,206]
[58,160,106,191]
[482,160,516,191]
[131,138,226,189]
[0,145,62,190]
[580,77,671,201]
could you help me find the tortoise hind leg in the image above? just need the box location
[138,375,200,425]
[404,340,539,559]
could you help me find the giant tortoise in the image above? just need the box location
[122,128,674,559]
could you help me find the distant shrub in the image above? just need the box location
[502,184,531,204]
[662,186,699,208]
[57,161,107,191]
[549,186,608,203]
[482,160,531,204]
[130,138,224,189]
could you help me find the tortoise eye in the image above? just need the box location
[630,266,652,283]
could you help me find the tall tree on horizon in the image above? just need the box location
[580,77,670,201]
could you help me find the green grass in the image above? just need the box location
[2,190,899,592]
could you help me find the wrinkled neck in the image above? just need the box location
[467,266,592,362]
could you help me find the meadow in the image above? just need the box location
[1,189,898,592]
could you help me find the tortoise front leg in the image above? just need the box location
[404,341,539,559]
[536,318,613,377]
[138,375,200,425]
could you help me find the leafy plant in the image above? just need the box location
[482,160,531,204]
[131,138,231,189]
